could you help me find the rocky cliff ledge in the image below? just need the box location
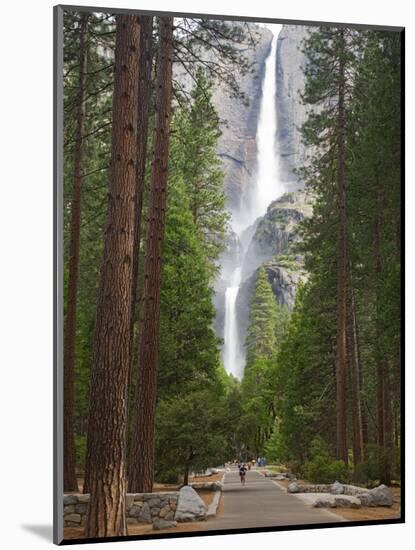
[235,190,312,345]
[213,25,272,211]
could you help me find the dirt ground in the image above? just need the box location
[334,487,401,521]
[274,478,401,522]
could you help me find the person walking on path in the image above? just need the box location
[238,463,247,486]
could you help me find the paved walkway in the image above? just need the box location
[203,469,344,530]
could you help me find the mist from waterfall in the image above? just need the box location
[222,25,284,380]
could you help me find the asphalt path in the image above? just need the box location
[203,468,344,530]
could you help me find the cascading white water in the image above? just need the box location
[222,25,284,380]
[223,266,242,374]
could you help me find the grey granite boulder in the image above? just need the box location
[331,481,344,495]
[287,482,300,493]
[175,486,207,522]
[343,484,369,496]
[357,493,375,507]
[334,497,361,509]
[314,498,337,508]
[313,495,361,508]
[368,485,393,507]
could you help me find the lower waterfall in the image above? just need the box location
[221,24,285,379]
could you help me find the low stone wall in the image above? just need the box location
[63,492,179,528]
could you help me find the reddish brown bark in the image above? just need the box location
[355,315,369,447]
[128,16,174,494]
[335,30,348,464]
[130,16,153,331]
[347,279,364,467]
[63,12,88,493]
[84,15,140,538]
[127,16,153,477]
[373,198,393,484]
[374,205,386,450]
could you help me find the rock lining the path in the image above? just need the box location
[206,490,222,518]
[265,471,297,481]
[174,486,207,522]
[287,481,393,508]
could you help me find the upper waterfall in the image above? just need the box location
[221,24,285,379]
[248,27,283,228]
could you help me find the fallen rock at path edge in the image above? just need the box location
[287,482,300,493]
[354,485,393,507]
[175,485,207,522]
[334,496,362,509]
[314,498,337,508]
[313,495,362,508]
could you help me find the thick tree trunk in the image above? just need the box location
[347,278,364,467]
[84,15,140,538]
[130,16,154,337]
[128,17,174,494]
[63,12,88,493]
[374,207,386,450]
[355,312,369,447]
[393,399,400,448]
[335,34,348,464]
[127,17,154,470]
[183,464,190,486]
[373,190,392,484]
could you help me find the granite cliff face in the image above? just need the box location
[173,23,273,214]
[234,190,312,345]
[213,23,312,207]
[181,23,314,368]
[276,25,312,189]
[212,26,272,212]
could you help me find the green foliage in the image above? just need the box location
[158,175,221,396]
[245,266,279,366]
[170,68,229,271]
[275,283,336,463]
[263,420,288,463]
[354,445,400,487]
[302,437,350,484]
[155,389,230,482]
[239,356,276,456]
[75,434,87,468]
[239,267,291,458]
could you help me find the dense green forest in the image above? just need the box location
[62,12,401,537]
